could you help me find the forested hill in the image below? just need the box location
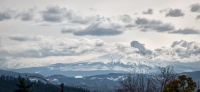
[0,75,90,92]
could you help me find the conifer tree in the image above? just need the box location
[14,75,33,92]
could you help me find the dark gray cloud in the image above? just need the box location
[73,23,123,36]
[9,35,43,41]
[135,17,175,32]
[41,6,66,22]
[130,41,145,50]
[130,41,152,55]
[170,28,200,35]
[16,8,36,21]
[41,6,96,24]
[61,16,128,36]
[196,15,200,20]
[0,9,14,21]
[166,9,184,17]
[119,14,132,23]
[190,3,200,12]
[142,9,153,15]
[135,18,200,35]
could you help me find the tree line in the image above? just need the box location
[0,75,90,92]
[116,65,200,92]
[0,66,199,92]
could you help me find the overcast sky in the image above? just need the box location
[0,0,200,69]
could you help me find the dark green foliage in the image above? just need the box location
[14,75,33,92]
[0,75,90,92]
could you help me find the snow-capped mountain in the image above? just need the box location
[8,58,200,77]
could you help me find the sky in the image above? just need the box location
[0,0,200,69]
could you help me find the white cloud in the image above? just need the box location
[153,40,200,62]
[1,34,200,68]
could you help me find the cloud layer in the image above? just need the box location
[1,33,200,69]
[0,5,200,36]
[1,34,200,68]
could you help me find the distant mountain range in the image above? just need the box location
[1,68,200,92]
[6,60,200,77]
[1,58,200,91]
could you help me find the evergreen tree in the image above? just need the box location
[14,75,33,92]
[0,75,90,92]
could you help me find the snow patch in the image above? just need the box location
[75,75,83,78]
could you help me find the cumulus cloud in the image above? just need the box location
[0,34,151,60]
[190,3,200,12]
[135,17,175,32]
[142,9,153,15]
[15,8,36,21]
[41,6,67,22]
[134,18,200,35]
[41,6,96,24]
[0,35,108,59]
[153,40,200,61]
[119,14,132,23]
[196,15,200,20]
[0,9,14,21]
[130,41,152,55]
[130,41,145,51]
[165,9,184,17]
[170,28,200,35]
[61,16,133,36]
[170,40,200,58]
[73,22,123,36]
[1,34,200,69]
